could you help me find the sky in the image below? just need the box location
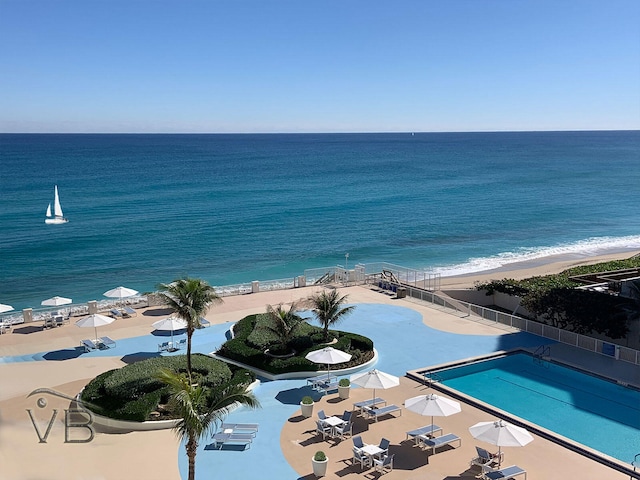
[0,0,639,133]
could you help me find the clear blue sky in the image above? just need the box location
[1,0,639,133]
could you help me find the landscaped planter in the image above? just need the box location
[312,452,328,477]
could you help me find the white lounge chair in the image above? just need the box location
[482,465,527,480]
[406,424,443,444]
[471,446,503,469]
[122,306,137,318]
[363,404,402,422]
[419,433,462,454]
[353,397,386,413]
[176,338,187,349]
[81,339,98,352]
[212,432,254,449]
[220,423,259,434]
[99,336,116,349]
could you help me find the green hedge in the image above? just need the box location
[216,315,375,375]
[80,353,255,421]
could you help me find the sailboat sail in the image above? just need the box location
[45,185,69,224]
[53,185,64,217]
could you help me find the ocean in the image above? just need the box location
[1,131,639,311]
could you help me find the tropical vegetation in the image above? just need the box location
[307,289,355,342]
[156,368,259,480]
[216,312,374,374]
[157,277,222,380]
[475,258,640,338]
[79,354,256,422]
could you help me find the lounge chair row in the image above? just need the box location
[110,307,137,318]
[211,423,259,450]
[81,337,116,352]
[158,339,186,352]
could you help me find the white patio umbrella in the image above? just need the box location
[75,314,114,341]
[305,347,352,382]
[41,296,72,307]
[405,393,461,427]
[103,286,139,305]
[469,420,534,466]
[0,303,14,313]
[350,369,400,404]
[152,316,188,344]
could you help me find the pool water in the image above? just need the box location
[437,353,640,464]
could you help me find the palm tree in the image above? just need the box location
[158,278,222,380]
[156,368,259,480]
[308,289,355,342]
[260,302,305,353]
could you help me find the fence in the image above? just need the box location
[400,283,640,366]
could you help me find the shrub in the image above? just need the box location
[314,451,326,461]
[339,378,350,387]
[301,396,314,405]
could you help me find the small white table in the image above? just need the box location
[323,416,346,437]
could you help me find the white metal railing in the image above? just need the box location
[402,284,640,366]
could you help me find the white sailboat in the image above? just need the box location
[45,185,69,224]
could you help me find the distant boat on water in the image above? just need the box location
[45,185,69,224]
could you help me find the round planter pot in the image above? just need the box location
[338,385,350,399]
[312,456,328,477]
[300,401,314,418]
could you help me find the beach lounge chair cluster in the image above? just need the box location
[158,338,186,352]
[110,307,137,319]
[211,423,259,450]
[81,336,116,352]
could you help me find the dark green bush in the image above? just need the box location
[80,353,254,421]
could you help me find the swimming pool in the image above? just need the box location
[430,352,640,466]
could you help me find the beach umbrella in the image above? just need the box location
[41,296,72,307]
[152,316,188,344]
[103,286,139,305]
[350,369,400,403]
[75,314,114,341]
[469,420,534,466]
[0,303,14,314]
[405,393,461,427]
[305,346,352,382]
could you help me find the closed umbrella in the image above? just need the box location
[75,314,114,341]
[350,369,400,404]
[305,346,352,382]
[103,286,139,305]
[469,420,534,466]
[405,393,461,427]
[0,304,14,314]
[41,296,72,307]
[152,316,188,344]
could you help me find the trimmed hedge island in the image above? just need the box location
[216,313,375,374]
[80,354,256,422]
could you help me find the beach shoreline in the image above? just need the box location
[438,249,640,290]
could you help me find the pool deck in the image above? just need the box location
[0,285,638,479]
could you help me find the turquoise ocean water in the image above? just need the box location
[1,131,639,310]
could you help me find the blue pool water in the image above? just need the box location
[438,352,640,464]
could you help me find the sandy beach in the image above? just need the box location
[0,252,638,480]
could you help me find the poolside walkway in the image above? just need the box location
[0,285,636,479]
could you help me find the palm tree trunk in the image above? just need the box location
[186,436,197,480]
[186,329,193,381]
